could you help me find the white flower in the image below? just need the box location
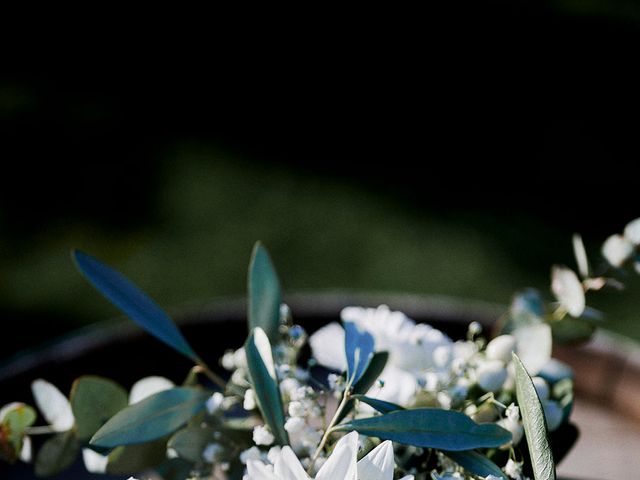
[253,425,275,446]
[241,446,263,464]
[288,401,306,417]
[497,404,523,447]
[486,335,517,364]
[284,416,306,434]
[244,389,257,410]
[243,431,414,480]
[602,234,634,268]
[129,376,174,404]
[504,458,523,479]
[206,392,225,414]
[476,360,507,392]
[82,448,109,473]
[551,266,585,317]
[624,217,640,245]
[309,305,451,406]
[31,379,75,432]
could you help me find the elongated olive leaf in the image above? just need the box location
[248,242,282,343]
[71,375,128,441]
[336,351,390,423]
[35,430,80,477]
[106,439,168,474]
[334,408,511,451]
[245,327,288,445]
[73,250,200,363]
[90,387,210,448]
[344,321,375,385]
[351,395,403,414]
[513,352,556,480]
[443,450,507,480]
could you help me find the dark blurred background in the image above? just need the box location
[2,1,640,365]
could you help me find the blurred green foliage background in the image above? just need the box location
[2,1,640,363]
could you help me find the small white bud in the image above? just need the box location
[252,425,275,446]
[476,360,508,392]
[486,335,517,363]
[243,389,256,411]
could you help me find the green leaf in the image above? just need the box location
[35,431,79,477]
[106,439,168,474]
[351,395,403,414]
[336,351,389,424]
[344,321,375,385]
[513,352,556,480]
[71,375,128,441]
[3,404,36,453]
[168,426,215,462]
[248,242,282,343]
[443,450,507,480]
[73,250,200,363]
[245,328,288,445]
[334,408,511,451]
[90,387,210,448]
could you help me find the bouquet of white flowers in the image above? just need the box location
[2,219,640,480]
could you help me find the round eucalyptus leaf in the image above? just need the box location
[71,375,128,441]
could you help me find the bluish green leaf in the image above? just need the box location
[344,321,375,385]
[73,250,199,362]
[334,408,511,451]
[443,450,507,480]
[248,242,282,343]
[90,387,210,448]
[167,426,215,463]
[71,375,128,441]
[351,395,403,414]
[513,352,556,480]
[35,430,79,477]
[245,328,288,445]
[336,351,389,424]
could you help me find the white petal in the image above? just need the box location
[274,446,310,480]
[357,440,395,480]
[572,233,590,278]
[309,322,347,372]
[82,448,109,473]
[367,365,417,406]
[551,266,585,317]
[19,435,32,463]
[485,335,517,364]
[129,376,175,404]
[315,431,358,480]
[31,379,74,432]
[399,476,415,480]
[602,234,634,268]
[514,323,552,376]
[624,217,640,245]
[476,360,507,392]
[246,460,276,480]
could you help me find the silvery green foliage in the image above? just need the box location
[2,220,640,480]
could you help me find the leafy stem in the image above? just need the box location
[307,379,354,474]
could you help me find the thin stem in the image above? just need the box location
[194,364,227,389]
[307,385,352,474]
[25,425,57,435]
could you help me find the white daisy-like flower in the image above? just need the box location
[31,379,75,432]
[129,376,174,404]
[243,431,414,480]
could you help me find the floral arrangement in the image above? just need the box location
[2,218,640,480]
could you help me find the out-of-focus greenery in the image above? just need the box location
[1,147,638,362]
